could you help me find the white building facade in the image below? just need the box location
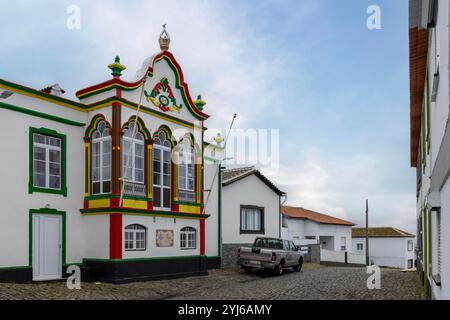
[0,30,222,283]
[220,167,285,267]
[409,0,450,299]
[352,228,416,269]
[281,206,354,252]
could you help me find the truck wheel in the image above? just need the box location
[293,259,303,272]
[274,261,284,276]
[242,266,252,274]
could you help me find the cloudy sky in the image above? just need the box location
[0,0,415,232]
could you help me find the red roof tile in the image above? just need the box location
[282,206,354,226]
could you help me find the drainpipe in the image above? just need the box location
[280,194,287,238]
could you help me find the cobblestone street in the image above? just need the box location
[0,264,425,300]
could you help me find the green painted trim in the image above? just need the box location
[427,208,432,278]
[29,208,67,268]
[80,207,210,219]
[28,127,68,197]
[0,78,88,110]
[89,97,200,129]
[0,265,32,271]
[0,101,85,127]
[84,194,152,201]
[83,255,202,263]
[173,200,203,207]
[218,163,222,257]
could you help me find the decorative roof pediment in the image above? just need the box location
[76,51,209,122]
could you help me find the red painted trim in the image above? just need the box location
[75,51,209,119]
[112,102,121,194]
[109,214,122,259]
[200,219,205,255]
[147,201,153,210]
[83,199,89,209]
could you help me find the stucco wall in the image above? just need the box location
[222,174,280,244]
[282,217,352,252]
[352,237,416,269]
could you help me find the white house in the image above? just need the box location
[0,28,222,283]
[221,167,285,267]
[281,206,354,252]
[409,0,450,299]
[352,227,416,269]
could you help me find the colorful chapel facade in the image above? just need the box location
[0,30,222,283]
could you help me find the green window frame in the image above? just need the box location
[28,127,67,196]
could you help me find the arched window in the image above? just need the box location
[122,123,145,195]
[178,138,195,203]
[124,224,146,251]
[180,227,197,250]
[92,121,111,194]
[153,131,172,210]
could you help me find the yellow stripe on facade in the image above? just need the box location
[89,199,110,208]
[178,205,201,214]
[122,199,148,210]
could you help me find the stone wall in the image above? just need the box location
[221,243,252,268]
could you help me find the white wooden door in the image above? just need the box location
[32,214,62,281]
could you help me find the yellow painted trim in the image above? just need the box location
[81,212,207,220]
[85,143,91,196]
[0,84,87,112]
[147,145,153,198]
[196,163,202,203]
[173,151,179,201]
[178,205,201,214]
[122,102,194,129]
[77,82,144,99]
[89,199,110,208]
[123,199,147,209]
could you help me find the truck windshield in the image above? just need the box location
[253,238,283,250]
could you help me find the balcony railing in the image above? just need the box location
[123,182,146,197]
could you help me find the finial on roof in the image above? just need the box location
[108,55,126,77]
[159,24,171,51]
[193,94,206,110]
[213,133,224,145]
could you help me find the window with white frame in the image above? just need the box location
[240,206,264,233]
[124,224,146,251]
[122,123,145,184]
[180,227,196,249]
[153,131,172,210]
[340,237,346,251]
[407,240,414,252]
[92,121,111,194]
[178,139,195,203]
[357,243,364,251]
[33,133,62,190]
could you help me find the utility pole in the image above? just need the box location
[365,199,369,266]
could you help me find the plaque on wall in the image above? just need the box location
[156,229,174,247]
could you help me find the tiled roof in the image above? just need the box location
[409,0,429,167]
[281,206,354,226]
[222,166,285,196]
[352,227,415,238]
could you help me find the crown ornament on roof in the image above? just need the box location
[108,55,126,77]
[159,24,170,51]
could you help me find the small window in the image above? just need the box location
[340,237,346,251]
[408,259,414,269]
[408,240,414,252]
[304,236,316,240]
[282,215,288,228]
[180,227,197,249]
[357,243,364,251]
[124,224,146,251]
[240,206,264,234]
[177,138,196,203]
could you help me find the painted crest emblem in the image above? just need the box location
[144,77,182,113]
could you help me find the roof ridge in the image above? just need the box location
[223,166,255,172]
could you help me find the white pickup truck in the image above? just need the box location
[237,237,304,275]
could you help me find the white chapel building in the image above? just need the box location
[0,28,222,283]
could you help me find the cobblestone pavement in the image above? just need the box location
[0,264,425,300]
